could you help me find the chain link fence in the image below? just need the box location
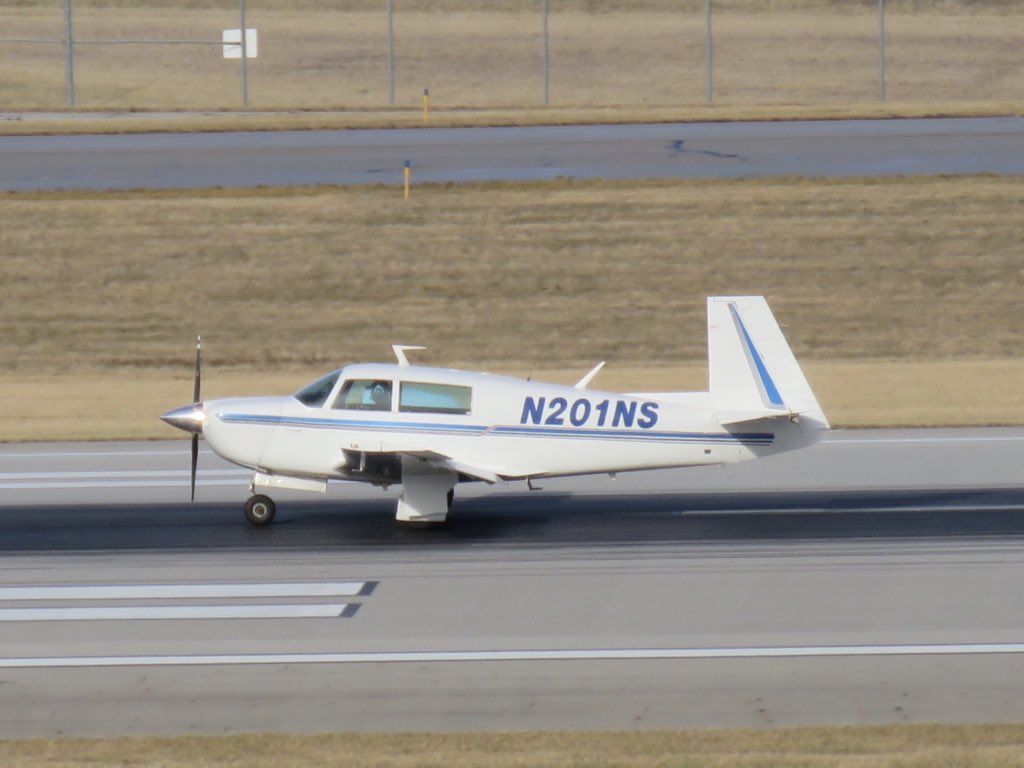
[2,1,1021,111]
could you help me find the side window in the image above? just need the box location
[399,382,472,415]
[333,379,393,411]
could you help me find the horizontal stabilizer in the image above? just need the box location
[716,408,797,426]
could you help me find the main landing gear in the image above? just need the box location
[244,494,276,526]
[241,480,455,528]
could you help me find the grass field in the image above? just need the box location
[4,724,1024,767]
[2,175,1023,440]
[2,3,1022,113]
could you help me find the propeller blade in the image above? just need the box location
[192,335,202,404]
[190,433,199,502]
[191,335,201,502]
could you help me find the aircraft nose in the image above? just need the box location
[160,403,206,435]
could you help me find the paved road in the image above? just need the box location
[2,117,1022,191]
[1,430,1024,736]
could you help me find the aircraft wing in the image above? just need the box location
[377,441,540,483]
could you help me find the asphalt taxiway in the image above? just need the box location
[1,430,1023,735]
[2,117,1023,191]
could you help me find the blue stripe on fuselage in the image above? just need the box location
[218,413,774,446]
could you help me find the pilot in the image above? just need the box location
[369,381,391,409]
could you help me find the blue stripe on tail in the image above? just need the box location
[728,303,786,409]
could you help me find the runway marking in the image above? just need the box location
[0,480,247,490]
[0,581,374,601]
[4,433,1022,459]
[822,436,1024,445]
[3,643,1024,668]
[0,604,358,621]
[0,470,249,480]
[0,449,219,458]
[671,503,1024,517]
[0,469,252,490]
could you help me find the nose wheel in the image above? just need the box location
[244,494,276,526]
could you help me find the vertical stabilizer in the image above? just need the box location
[707,296,828,428]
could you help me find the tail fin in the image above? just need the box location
[707,296,828,428]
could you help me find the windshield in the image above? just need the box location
[294,370,342,407]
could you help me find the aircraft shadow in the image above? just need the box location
[2,487,1024,553]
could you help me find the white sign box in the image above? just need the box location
[222,29,258,59]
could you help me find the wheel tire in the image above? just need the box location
[244,494,276,527]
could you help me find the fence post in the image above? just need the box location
[387,0,395,106]
[240,0,249,108]
[878,0,886,101]
[704,0,713,105]
[63,0,75,107]
[541,0,549,106]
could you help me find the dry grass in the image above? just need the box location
[1,4,1022,112]
[7,1,1023,9]
[3,724,1024,767]
[1,176,1023,439]
[3,177,1022,371]
[4,360,1024,442]
[4,102,1023,138]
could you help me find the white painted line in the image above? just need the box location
[0,582,370,601]
[674,503,1024,517]
[0,604,352,621]
[0,470,250,480]
[3,643,1024,668]
[0,480,248,490]
[0,468,252,490]
[823,436,1024,445]
[0,450,219,459]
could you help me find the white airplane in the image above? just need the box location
[161,296,828,527]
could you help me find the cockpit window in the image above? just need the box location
[333,379,393,411]
[294,371,341,408]
[399,381,472,415]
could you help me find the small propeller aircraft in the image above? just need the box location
[161,296,828,526]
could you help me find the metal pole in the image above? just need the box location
[387,0,395,106]
[878,0,886,101]
[704,0,713,105]
[63,0,75,107]
[240,0,249,108]
[541,0,549,106]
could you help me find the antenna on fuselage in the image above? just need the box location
[392,344,427,366]
[574,361,606,389]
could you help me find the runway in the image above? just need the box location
[1,430,1024,736]
[2,117,1023,191]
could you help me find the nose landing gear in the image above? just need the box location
[244,494,276,526]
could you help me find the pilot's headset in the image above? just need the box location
[370,382,387,406]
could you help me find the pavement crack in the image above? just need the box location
[667,139,745,161]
